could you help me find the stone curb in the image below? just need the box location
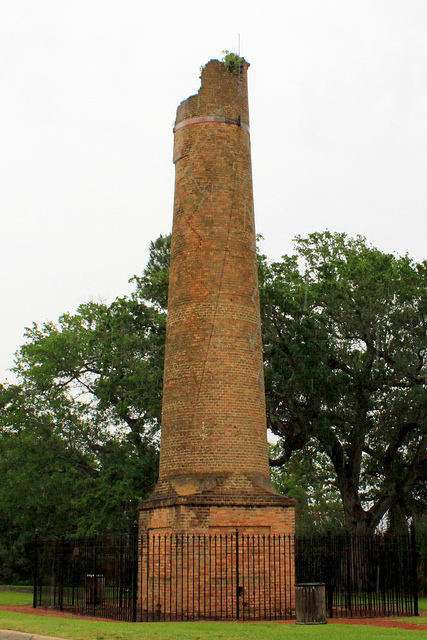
[0,631,72,640]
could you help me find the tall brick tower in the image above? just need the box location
[139,58,295,536]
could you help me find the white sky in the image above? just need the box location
[2,0,427,382]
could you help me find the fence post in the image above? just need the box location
[345,531,352,615]
[410,521,419,617]
[59,535,65,612]
[33,529,39,609]
[132,521,139,622]
[326,530,333,618]
[92,534,98,616]
[119,536,124,609]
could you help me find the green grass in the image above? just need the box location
[0,590,33,606]
[398,596,427,624]
[0,588,425,640]
[0,613,422,640]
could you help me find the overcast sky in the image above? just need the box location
[2,0,427,382]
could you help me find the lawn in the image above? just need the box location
[0,590,33,606]
[0,589,425,640]
[0,612,422,640]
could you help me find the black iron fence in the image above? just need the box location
[295,528,418,618]
[140,532,294,621]
[33,528,418,621]
[33,529,139,621]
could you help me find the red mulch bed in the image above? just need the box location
[0,604,427,631]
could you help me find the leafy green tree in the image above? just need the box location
[0,382,90,581]
[132,234,171,310]
[0,238,170,580]
[15,300,163,443]
[270,444,345,535]
[261,231,427,534]
[12,235,171,451]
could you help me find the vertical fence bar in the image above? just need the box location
[70,540,76,611]
[203,534,207,619]
[33,530,39,609]
[248,534,252,621]
[267,535,272,620]
[381,535,387,616]
[214,535,218,619]
[225,535,228,619]
[285,534,289,621]
[262,536,266,619]
[353,536,359,616]
[131,523,138,622]
[225,534,228,620]
[345,531,352,615]
[235,530,240,620]
[173,535,177,621]
[286,534,291,619]
[163,535,166,621]
[404,532,412,615]
[274,535,280,618]
[410,521,419,617]
[152,535,156,619]
[382,536,387,615]
[326,531,333,618]
[168,535,172,622]
[219,536,223,619]
[185,534,188,619]
[252,535,256,619]
[180,533,184,621]
[158,534,161,620]
[241,534,246,621]
[59,535,65,612]
[256,535,260,619]
[119,537,124,610]
[271,535,276,620]
[198,534,201,619]
[199,535,203,619]
[208,535,212,619]
[192,535,195,620]
[146,534,150,621]
[93,536,98,617]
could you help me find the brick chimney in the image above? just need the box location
[139,59,295,535]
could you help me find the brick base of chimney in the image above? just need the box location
[139,471,295,535]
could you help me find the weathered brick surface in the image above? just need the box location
[162,61,266,481]
[139,59,295,537]
[139,501,295,536]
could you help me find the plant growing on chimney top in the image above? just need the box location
[221,50,245,74]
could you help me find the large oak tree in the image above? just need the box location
[261,231,427,534]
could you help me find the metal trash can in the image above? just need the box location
[295,582,327,624]
[85,574,105,605]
